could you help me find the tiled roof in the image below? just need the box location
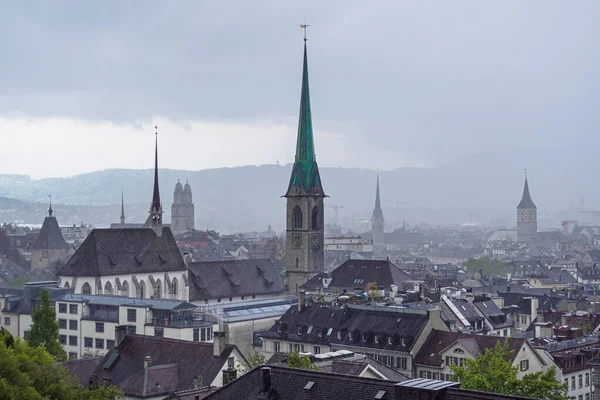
[32,216,69,250]
[188,259,285,301]
[58,227,186,276]
[60,357,103,386]
[89,335,235,396]
[301,259,415,291]
[413,329,526,367]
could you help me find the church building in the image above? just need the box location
[516,174,537,244]
[171,180,195,235]
[284,35,326,294]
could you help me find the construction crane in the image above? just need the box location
[327,205,344,226]
[561,220,577,235]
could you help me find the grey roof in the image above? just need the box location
[473,300,513,329]
[58,227,186,277]
[517,177,537,209]
[55,292,197,310]
[302,259,415,291]
[32,216,69,250]
[188,259,285,301]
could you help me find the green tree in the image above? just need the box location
[462,257,508,276]
[237,351,266,374]
[287,351,319,371]
[27,289,67,361]
[450,341,568,400]
[0,336,123,399]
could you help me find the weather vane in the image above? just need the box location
[300,20,310,42]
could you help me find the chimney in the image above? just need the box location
[530,297,538,323]
[213,331,226,357]
[144,355,152,369]
[115,325,127,346]
[298,290,306,312]
[261,367,272,393]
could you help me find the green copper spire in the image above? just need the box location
[294,42,316,189]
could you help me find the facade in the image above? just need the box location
[516,176,537,244]
[260,302,449,378]
[30,203,71,270]
[324,236,373,253]
[284,39,326,294]
[413,330,546,381]
[371,174,386,254]
[171,180,195,235]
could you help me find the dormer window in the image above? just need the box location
[401,338,406,346]
[388,336,393,345]
[337,331,342,340]
[307,326,313,335]
[318,327,323,338]
[297,326,302,335]
[277,324,282,333]
[454,348,464,354]
[362,333,367,342]
[375,335,380,344]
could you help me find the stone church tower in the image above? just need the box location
[171,180,195,234]
[371,173,385,254]
[516,174,537,243]
[284,38,326,294]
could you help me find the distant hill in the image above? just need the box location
[0,149,593,232]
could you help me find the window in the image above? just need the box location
[154,328,164,338]
[59,335,66,345]
[314,346,320,354]
[127,326,136,334]
[154,279,162,299]
[572,376,576,390]
[579,374,583,388]
[297,327,302,335]
[84,337,93,348]
[59,303,67,313]
[200,327,212,342]
[69,304,78,314]
[337,331,342,340]
[586,394,590,400]
[95,339,104,349]
[228,357,235,369]
[69,320,77,330]
[579,396,583,400]
[82,282,92,295]
[23,330,29,339]
[139,281,145,298]
[397,357,407,370]
[106,340,115,349]
[96,322,104,333]
[4,317,10,326]
[69,352,78,360]
[172,278,178,298]
[127,309,136,322]
[288,343,293,353]
[193,328,199,342]
[387,336,393,345]
[520,360,529,371]
[312,206,319,229]
[274,342,281,352]
[59,319,67,329]
[586,373,590,387]
[104,281,113,295]
[293,206,303,229]
[121,281,129,297]
[69,336,77,346]
[293,344,300,352]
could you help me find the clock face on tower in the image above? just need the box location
[292,233,302,247]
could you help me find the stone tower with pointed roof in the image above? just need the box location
[372,174,385,254]
[284,39,326,294]
[171,180,195,235]
[516,175,537,243]
[31,199,71,270]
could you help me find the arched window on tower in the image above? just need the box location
[293,206,303,229]
[312,206,319,229]
[104,281,113,295]
[82,282,91,295]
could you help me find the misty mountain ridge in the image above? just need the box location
[0,149,592,232]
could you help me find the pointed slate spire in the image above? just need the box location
[372,173,384,222]
[151,131,161,214]
[120,190,126,225]
[517,173,537,209]
[285,39,325,197]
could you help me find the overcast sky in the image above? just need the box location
[0,1,597,178]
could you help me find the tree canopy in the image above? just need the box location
[27,289,67,361]
[462,257,509,276]
[450,341,568,400]
[287,351,319,371]
[0,329,122,399]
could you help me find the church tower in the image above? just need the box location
[371,173,385,254]
[148,130,163,237]
[171,180,195,234]
[516,173,537,243]
[284,36,326,294]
